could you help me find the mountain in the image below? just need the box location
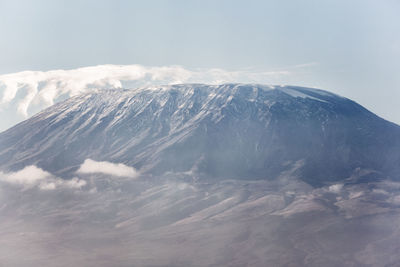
[2,83,400,267]
[1,83,399,186]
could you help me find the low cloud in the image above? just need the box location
[39,177,87,191]
[0,165,86,190]
[0,165,51,185]
[63,177,87,188]
[77,159,138,178]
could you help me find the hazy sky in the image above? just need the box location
[0,0,399,130]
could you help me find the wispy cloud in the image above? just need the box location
[0,165,86,190]
[77,159,138,178]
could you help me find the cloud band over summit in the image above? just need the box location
[0,64,293,111]
[0,64,293,130]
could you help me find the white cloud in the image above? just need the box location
[77,159,138,178]
[0,165,86,190]
[349,191,364,199]
[39,177,87,190]
[63,177,87,188]
[0,165,51,185]
[39,182,56,190]
[0,64,292,120]
[328,184,343,194]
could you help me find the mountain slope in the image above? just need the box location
[0,84,399,186]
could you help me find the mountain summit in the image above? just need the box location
[0,84,399,186]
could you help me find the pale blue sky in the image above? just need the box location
[0,0,399,128]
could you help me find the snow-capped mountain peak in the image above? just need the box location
[0,83,399,186]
